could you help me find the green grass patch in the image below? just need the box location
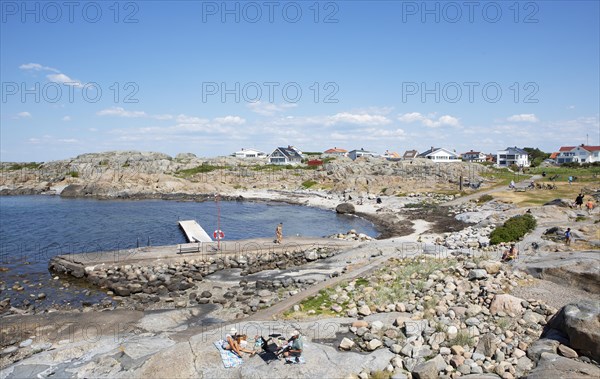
[301,180,317,189]
[480,168,531,187]
[450,331,475,347]
[530,165,600,183]
[575,216,587,222]
[175,164,229,177]
[477,194,494,204]
[489,214,537,245]
[68,171,79,178]
[355,277,369,287]
[6,162,43,170]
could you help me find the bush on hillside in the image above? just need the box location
[489,214,537,245]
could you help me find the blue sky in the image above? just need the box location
[1,0,599,161]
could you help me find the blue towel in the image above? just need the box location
[214,340,244,368]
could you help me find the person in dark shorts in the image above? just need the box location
[283,330,303,361]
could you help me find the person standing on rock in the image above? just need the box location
[565,228,572,245]
[275,223,283,244]
[575,193,584,209]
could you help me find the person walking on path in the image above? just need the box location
[275,223,283,244]
[568,176,573,185]
[575,193,584,209]
[586,199,595,214]
[565,228,572,245]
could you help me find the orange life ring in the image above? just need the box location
[213,230,225,239]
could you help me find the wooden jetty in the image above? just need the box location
[178,220,213,243]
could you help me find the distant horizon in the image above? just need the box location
[2,1,598,162]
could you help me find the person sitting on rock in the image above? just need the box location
[501,244,518,262]
[282,330,303,362]
[223,328,255,358]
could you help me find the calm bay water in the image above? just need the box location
[0,196,377,308]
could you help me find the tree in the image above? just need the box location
[523,147,550,167]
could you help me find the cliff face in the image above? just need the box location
[0,151,490,198]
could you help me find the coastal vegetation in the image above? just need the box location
[5,162,42,170]
[489,214,537,245]
[174,164,230,177]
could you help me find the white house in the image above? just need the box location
[556,144,600,164]
[462,150,487,163]
[268,146,303,165]
[323,147,348,157]
[348,148,378,161]
[417,147,460,162]
[496,147,530,168]
[234,148,267,159]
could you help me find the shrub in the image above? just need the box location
[301,180,317,189]
[489,214,537,245]
[477,194,494,204]
[68,171,79,178]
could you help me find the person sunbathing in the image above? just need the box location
[501,244,518,262]
[223,328,256,358]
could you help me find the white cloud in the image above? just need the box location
[398,112,460,128]
[325,112,391,126]
[176,114,209,124]
[19,63,59,73]
[57,138,78,143]
[214,116,246,125]
[247,101,297,116]
[47,73,83,88]
[62,116,71,121]
[567,105,576,109]
[15,111,32,119]
[97,107,148,118]
[506,114,539,123]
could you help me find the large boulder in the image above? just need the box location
[525,352,600,379]
[542,300,600,361]
[336,203,356,214]
[412,360,439,379]
[543,199,571,207]
[489,294,524,315]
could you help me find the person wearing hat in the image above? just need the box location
[283,330,303,361]
[223,327,255,358]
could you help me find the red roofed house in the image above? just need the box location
[323,147,348,157]
[556,144,600,164]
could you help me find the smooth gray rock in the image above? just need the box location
[527,338,559,362]
[542,300,600,361]
[525,352,600,379]
[412,360,439,379]
[336,203,356,214]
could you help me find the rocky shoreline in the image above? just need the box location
[1,151,599,378]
